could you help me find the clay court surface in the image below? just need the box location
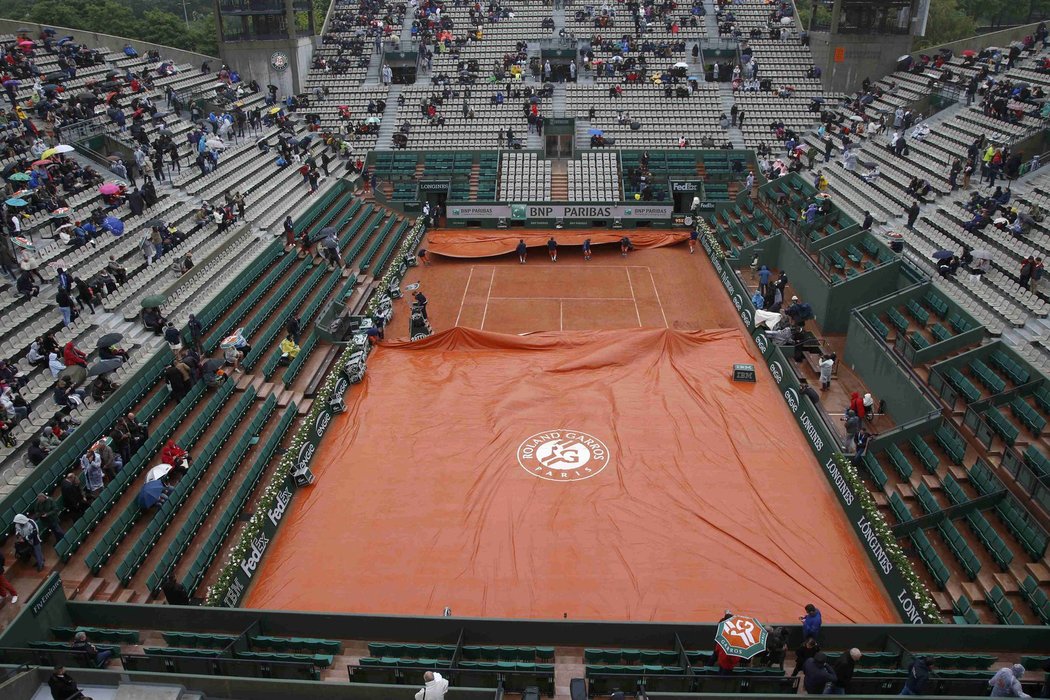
[243,235,897,624]
[404,237,744,335]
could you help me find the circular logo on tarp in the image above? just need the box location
[517,430,610,482]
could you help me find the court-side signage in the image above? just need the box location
[30,573,63,617]
[447,203,673,220]
[702,247,931,623]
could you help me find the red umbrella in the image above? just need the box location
[98,183,121,195]
[32,159,53,167]
[962,49,977,57]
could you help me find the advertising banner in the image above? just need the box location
[448,203,675,221]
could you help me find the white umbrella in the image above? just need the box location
[145,464,173,482]
[673,61,688,69]
[52,144,75,154]
[205,138,225,149]
[848,115,864,121]
[971,249,993,260]
[754,309,782,329]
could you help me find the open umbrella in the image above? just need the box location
[364,116,381,125]
[715,614,768,660]
[220,328,246,349]
[205,137,225,149]
[10,236,34,250]
[146,464,174,483]
[32,159,53,167]
[588,128,604,136]
[320,226,337,238]
[962,49,977,58]
[5,198,27,207]
[7,172,29,182]
[203,358,226,374]
[96,332,124,349]
[673,61,689,69]
[87,358,123,377]
[971,249,993,261]
[51,144,74,154]
[145,218,166,229]
[98,182,121,195]
[268,106,281,115]
[103,216,124,235]
[141,294,166,308]
[50,207,71,219]
[57,365,87,386]
[932,249,953,260]
[137,479,167,508]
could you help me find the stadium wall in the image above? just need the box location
[0,20,218,65]
[844,313,942,424]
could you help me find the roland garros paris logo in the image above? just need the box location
[517,430,611,482]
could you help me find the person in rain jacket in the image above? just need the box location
[818,355,834,390]
[414,671,449,700]
[900,656,933,695]
[989,664,1028,697]
[802,652,836,694]
[13,513,44,570]
[801,604,822,640]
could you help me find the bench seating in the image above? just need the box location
[985,408,1019,445]
[937,519,981,580]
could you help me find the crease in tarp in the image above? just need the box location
[244,327,897,624]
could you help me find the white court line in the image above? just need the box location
[560,301,564,331]
[624,268,643,327]
[488,296,637,301]
[478,267,496,330]
[647,267,669,328]
[453,265,476,328]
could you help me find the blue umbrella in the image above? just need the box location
[137,479,166,508]
[5,197,27,207]
[932,249,953,260]
[588,128,603,136]
[103,216,124,235]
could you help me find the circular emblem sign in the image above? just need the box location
[270,51,289,72]
[517,429,611,482]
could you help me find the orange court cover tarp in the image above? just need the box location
[244,327,897,624]
[425,229,689,257]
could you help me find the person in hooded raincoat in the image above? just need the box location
[13,513,44,570]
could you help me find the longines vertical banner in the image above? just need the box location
[701,243,933,623]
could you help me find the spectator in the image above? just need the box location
[0,551,17,603]
[801,604,822,640]
[827,648,862,694]
[161,574,191,605]
[899,655,933,695]
[791,637,820,677]
[13,513,44,571]
[49,666,86,700]
[71,631,113,667]
[61,473,88,518]
[802,651,836,694]
[989,664,1028,697]
[34,493,65,541]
